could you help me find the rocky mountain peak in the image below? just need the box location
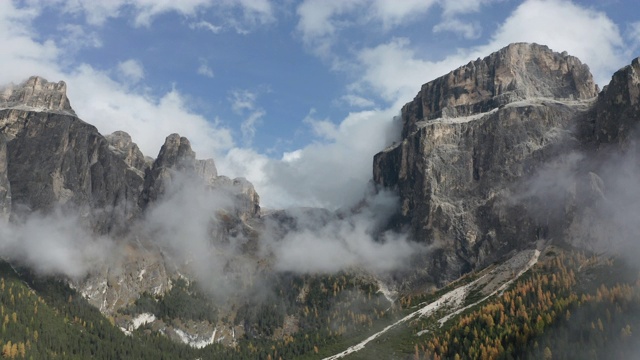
[589,57,640,146]
[0,76,76,116]
[402,42,598,137]
[155,133,196,172]
[105,131,150,176]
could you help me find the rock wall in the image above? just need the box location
[0,76,76,116]
[401,43,597,138]
[373,43,599,284]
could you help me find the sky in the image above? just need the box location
[1,0,639,210]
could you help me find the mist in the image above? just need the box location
[266,189,421,274]
[515,131,640,261]
[0,209,115,279]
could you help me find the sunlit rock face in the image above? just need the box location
[0,76,76,116]
[373,43,602,285]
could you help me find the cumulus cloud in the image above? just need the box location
[219,107,402,209]
[66,66,235,158]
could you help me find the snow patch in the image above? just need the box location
[129,313,156,331]
[174,328,217,349]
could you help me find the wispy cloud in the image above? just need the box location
[117,59,145,84]
[197,59,215,78]
[229,89,266,146]
[189,20,223,34]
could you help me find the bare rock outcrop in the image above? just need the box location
[0,76,76,116]
[0,134,10,219]
[401,43,597,137]
[587,57,640,147]
[106,131,150,177]
[0,107,144,233]
[373,43,598,284]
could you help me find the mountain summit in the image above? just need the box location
[374,42,637,285]
[0,76,76,116]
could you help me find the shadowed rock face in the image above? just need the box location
[373,43,601,285]
[106,131,150,177]
[587,57,640,147]
[0,134,10,219]
[0,108,145,233]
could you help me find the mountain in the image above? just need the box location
[373,43,637,286]
[0,43,639,359]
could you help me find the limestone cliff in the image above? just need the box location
[106,131,150,177]
[373,43,600,284]
[0,134,10,219]
[0,78,143,233]
[0,76,76,116]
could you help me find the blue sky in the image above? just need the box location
[1,0,639,209]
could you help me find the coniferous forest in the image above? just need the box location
[1,245,639,359]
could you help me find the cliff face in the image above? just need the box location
[587,58,640,147]
[0,76,76,116]
[0,78,143,233]
[373,43,601,284]
[0,134,10,220]
[400,43,598,138]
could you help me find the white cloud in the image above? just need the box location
[219,107,402,209]
[354,38,443,103]
[67,66,234,158]
[370,0,436,29]
[295,0,436,59]
[197,60,215,78]
[628,21,640,49]
[58,24,102,50]
[229,89,265,146]
[189,20,223,34]
[240,110,265,146]
[117,59,145,83]
[340,94,375,108]
[433,18,481,39]
[439,0,504,17]
[38,0,274,29]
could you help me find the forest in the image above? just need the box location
[1,246,638,359]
